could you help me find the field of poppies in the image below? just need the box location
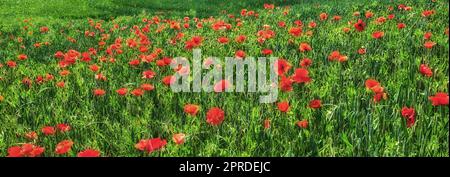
[0,0,448,157]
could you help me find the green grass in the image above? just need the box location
[0,0,302,29]
[0,0,449,157]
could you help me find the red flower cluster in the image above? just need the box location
[184,104,200,116]
[135,138,167,153]
[354,19,366,32]
[185,36,203,50]
[8,144,45,157]
[401,107,415,128]
[419,64,433,77]
[328,51,348,62]
[277,101,290,113]
[55,140,74,154]
[206,107,225,126]
[429,93,449,106]
[77,149,101,157]
[309,99,322,109]
[296,120,308,128]
[365,79,387,103]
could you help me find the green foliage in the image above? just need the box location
[0,0,448,157]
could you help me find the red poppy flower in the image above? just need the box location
[135,138,167,153]
[81,52,91,62]
[7,144,45,157]
[299,43,312,52]
[172,133,186,145]
[354,19,366,32]
[217,37,229,44]
[429,93,449,106]
[95,73,107,81]
[376,17,386,24]
[24,144,45,157]
[388,14,395,19]
[59,70,70,77]
[235,35,247,43]
[365,79,380,89]
[206,107,225,126]
[25,131,38,140]
[140,83,154,91]
[319,13,328,21]
[185,36,203,50]
[176,66,190,76]
[89,64,99,72]
[211,21,231,31]
[116,88,128,96]
[6,60,17,68]
[184,104,200,116]
[129,59,140,66]
[28,76,39,85]
[372,31,384,39]
[42,126,56,136]
[292,68,311,83]
[328,51,341,61]
[35,75,44,85]
[263,3,274,9]
[308,21,317,28]
[397,23,406,29]
[373,92,387,103]
[401,107,416,128]
[280,76,293,92]
[424,41,436,49]
[18,54,28,61]
[142,70,156,79]
[358,48,366,55]
[424,32,432,40]
[77,149,101,157]
[57,123,71,132]
[262,49,273,55]
[421,10,435,17]
[162,75,175,86]
[257,29,275,40]
[55,140,74,155]
[93,89,106,96]
[235,50,246,59]
[333,16,342,21]
[214,80,231,93]
[419,64,433,77]
[139,46,148,53]
[365,11,373,18]
[343,27,351,33]
[40,26,49,33]
[155,59,166,67]
[46,73,54,81]
[309,99,322,109]
[294,20,303,26]
[274,59,291,76]
[288,27,302,37]
[300,58,312,68]
[365,79,384,93]
[296,120,309,128]
[22,77,32,88]
[131,88,144,96]
[370,85,384,94]
[54,51,64,58]
[277,101,290,113]
[7,146,23,157]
